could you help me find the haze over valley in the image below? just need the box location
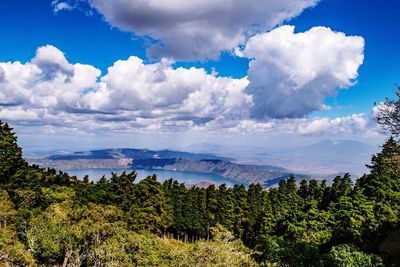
[27,139,378,187]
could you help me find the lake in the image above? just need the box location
[66,168,238,187]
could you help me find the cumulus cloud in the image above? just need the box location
[0,45,100,110]
[86,0,317,60]
[31,45,75,80]
[82,56,252,123]
[0,45,251,131]
[239,25,365,119]
[0,44,374,140]
[0,61,40,106]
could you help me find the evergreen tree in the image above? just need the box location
[129,175,170,234]
[110,171,137,209]
[245,184,264,247]
[0,121,25,184]
[232,184,247,239]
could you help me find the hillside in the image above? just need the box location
[132,158,311,186]
[32,149,315,187]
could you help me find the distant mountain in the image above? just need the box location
[131,158,311,186]
[33,148,318,188]
[35,143,371,187]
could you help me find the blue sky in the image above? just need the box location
[0,0,398,153]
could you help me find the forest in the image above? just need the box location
[1,116,400,266]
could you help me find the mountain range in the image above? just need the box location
[27,139,377,187]
[29,148,311,187]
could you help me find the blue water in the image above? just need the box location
[65,168,238,187]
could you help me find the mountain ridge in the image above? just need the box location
[30,147,349,188]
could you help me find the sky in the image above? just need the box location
[0,0,399,154]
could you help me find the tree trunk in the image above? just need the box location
[62,249,73,267]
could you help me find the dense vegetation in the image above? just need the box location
[1,120,400,266]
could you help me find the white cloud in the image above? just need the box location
[87,0,318,60]
[52,1,74,13]
[0,108,40,121]
[197,114,374,137]
[31,45,75,79]
[0,44,374,141]
[239,25,365,119]
[83,56,251,123]
[0,45,100,111]
[297,114,369,136]
[0,62,39,106]
[0,45,251,131]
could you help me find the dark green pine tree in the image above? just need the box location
[232,184,248,239]
[0,121,25,184]
[356,137,400,255]
[129,175,171,235]
[91,175,112,204]
[329,188,377,245]
[73,175,93,205]
[110,171,137,208]
[163,179,187,239]
[299,180,309,199]
[216,184,235,230]
[245,183,264,247]
[183,187,208,241]
[322,173,353,208]
[206,184,218,238]
[308,179,324,201]
[358,136,400,202]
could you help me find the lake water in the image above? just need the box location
[66,168,238,187]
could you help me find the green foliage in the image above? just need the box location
[129,175,171,234]
[324,244,384,267]
[0,190,36,266]
[0,227,37,266]
[0,121,25,184]
[329,190,377,245]
[257,236,324,267]
[26,202,127,265]
[183,225,257,267]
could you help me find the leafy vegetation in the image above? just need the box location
[1,120,400,266]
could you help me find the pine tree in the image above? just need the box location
[358,137,400,201]
[129,175,170,234]
[110,171,137,208]
[0,121,25,184]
